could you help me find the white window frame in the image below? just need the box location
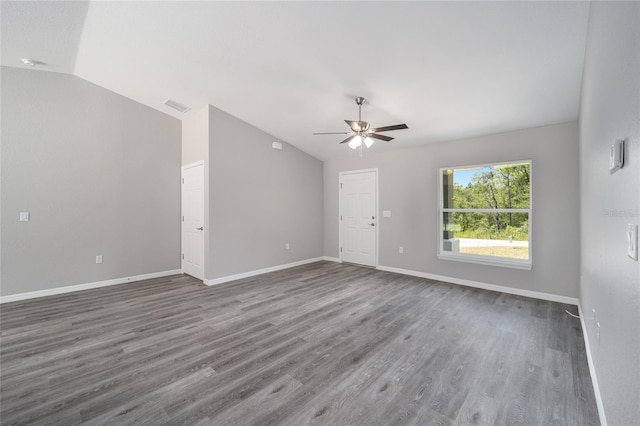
[437,160,532,270]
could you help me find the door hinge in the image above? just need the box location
[340,215,342,220]
[182,178,184,184]
[182,216,184,222]
[182,253,184,259]
[340,183,343,189]
[340,247,343,252]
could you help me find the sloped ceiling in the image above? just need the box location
[1,1,590,160]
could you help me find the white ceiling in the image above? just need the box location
[1,1,590,161]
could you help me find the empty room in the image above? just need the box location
[1,1,638,425]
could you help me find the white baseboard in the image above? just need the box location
[0,269,183,304]
[322,256,341,263]
[376,265,578,305]
[578,303,608,426]
[204,257,325,286]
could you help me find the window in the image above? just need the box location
[438,161,532,270]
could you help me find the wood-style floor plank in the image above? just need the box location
[0,261,599,425]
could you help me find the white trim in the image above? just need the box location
[322,256,341,263]
[442,159,532,172]
[0,269,183,304]
[437,253,532,270]
[204,257,325,286]
[578,303,608,426]
[443,208,530,214]
[338,168,379,267]
[339,168,380,176]
[376,264,577,305]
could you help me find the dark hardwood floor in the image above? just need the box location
[0,261,599,425]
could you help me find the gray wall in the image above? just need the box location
[208,105,323,278]
[182,106,209,166]
[1,67,182,296]
[324,122,580,298]
[579,2,640,425]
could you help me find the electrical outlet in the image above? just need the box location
[399,246,404,254]
[95,255,103,264]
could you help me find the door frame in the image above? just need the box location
[338,168,379,267]
[181,160,205,280]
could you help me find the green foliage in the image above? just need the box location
[446,163,530,239]
[454,224,529,241]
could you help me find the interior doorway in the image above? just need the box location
[181,161,205,280]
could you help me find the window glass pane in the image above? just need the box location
[442,212,529,260]
[445,163,530,209]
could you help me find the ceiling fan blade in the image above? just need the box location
[369,124,408,133]
[312,132,350,135]
[368,133,394,142]
[345,120,370,132]
[339,135,358,145]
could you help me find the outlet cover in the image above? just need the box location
[96,255,103,264]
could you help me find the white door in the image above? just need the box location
[182,162,204,280]
[340,170,377,267]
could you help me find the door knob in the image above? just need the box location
[196,227,203,231]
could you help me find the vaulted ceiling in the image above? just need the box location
[1,1,590,160]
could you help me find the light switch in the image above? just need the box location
[628,224,638,261]
[610,139,624,173]
[19,212,30,222]
[383,210,392,218]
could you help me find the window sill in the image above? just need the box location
[437,253,532,270]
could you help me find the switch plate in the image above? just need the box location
[19,212,30,221]
[383,210,392,218]
[95,255,103,264]
[628,224,638,260]
[285,243,290,250]
[399,246,404,254]
[609,139,624,173]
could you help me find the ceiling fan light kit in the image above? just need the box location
[347,135,375,150]
[313,96,408,152]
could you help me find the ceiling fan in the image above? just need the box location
[313,97,408,150]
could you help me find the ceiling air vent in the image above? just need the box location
[163,99,190,113]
